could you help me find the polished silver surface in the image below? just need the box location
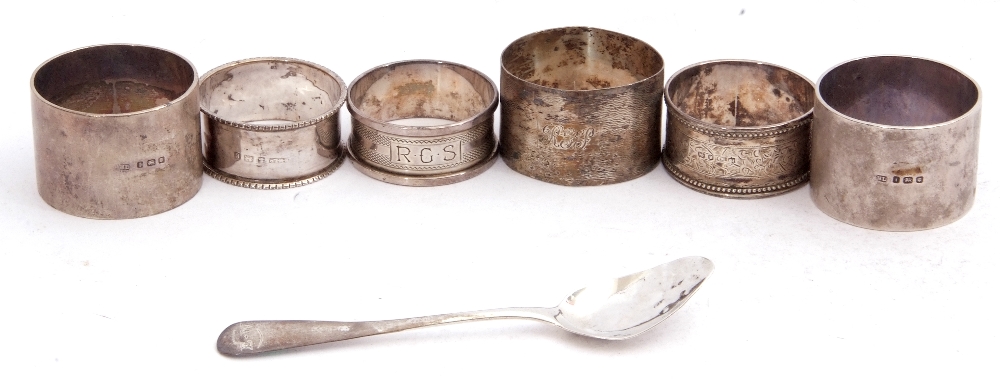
[31,44,202,219]
[811,56,981,231]
[499,26,665,186]
[217,256,714,356]
[200,58,347,189]
[663,60,814,198]
[347,60,498,186]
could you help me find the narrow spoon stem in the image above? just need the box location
[218,307,558,356]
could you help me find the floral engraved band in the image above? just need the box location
[663,60,815,198]
[346,60,498,186]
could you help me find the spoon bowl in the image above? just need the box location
[555,256,714,339]
[218,256,714,356]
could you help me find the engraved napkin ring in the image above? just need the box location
[663,60,815,198]
[499,26,665,186]
[347,60,498,186]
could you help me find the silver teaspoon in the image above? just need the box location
[218,256,714,356]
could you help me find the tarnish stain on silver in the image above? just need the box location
[216,257,714,356]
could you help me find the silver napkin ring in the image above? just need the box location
[346,60,498,186]
[200,58,347,189]
[31,44,202,219]
[499,26,664,186]
[663,60,814,198]
[811,56,982,231]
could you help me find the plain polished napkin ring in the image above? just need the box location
[200,58,347,189]
[663,60,815,198]
[31,44,202,219]
[811,56,981,231]
[347,60,498,186]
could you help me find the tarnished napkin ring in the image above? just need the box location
[499,26,664,186]
[347,60,498,186]
[200,58,347,189]
[663,60,815,198]
[811,56,982,231]
[31,44,201,219]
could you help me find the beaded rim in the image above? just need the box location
[663,159,809,198]
[202,146,346,190]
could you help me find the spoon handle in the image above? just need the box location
[217,307,557,356]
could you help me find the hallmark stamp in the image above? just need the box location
[118,156,165,172]
[877,174,925,185]
[235,152,288,166]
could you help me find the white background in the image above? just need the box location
[1,1,996,377]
